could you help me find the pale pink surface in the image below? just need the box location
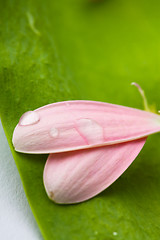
[12,101,160,154]
[43,138,146,204]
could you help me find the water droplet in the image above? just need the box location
[65,102,70,107]
[50,127,59,138]
[19,111,40,126]
[113,232,118,236]
[76,118,103,144]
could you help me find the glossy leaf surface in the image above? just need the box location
[1,0,160,239]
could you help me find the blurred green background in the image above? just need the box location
[0,0,160,239]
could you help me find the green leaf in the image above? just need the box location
[1,0,160,239]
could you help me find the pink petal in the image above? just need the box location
[43,138,146,204]
[12,101,160,153]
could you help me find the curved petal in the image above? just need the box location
[12,101,160,153]
[43,138,146,204]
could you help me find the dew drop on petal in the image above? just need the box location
[50,127,59,138]
[76,118,103,144]
[19,111,40,126]
[65,102,70,107]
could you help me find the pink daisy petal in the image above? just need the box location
[12,101,160,154]
[43,138,146,204]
